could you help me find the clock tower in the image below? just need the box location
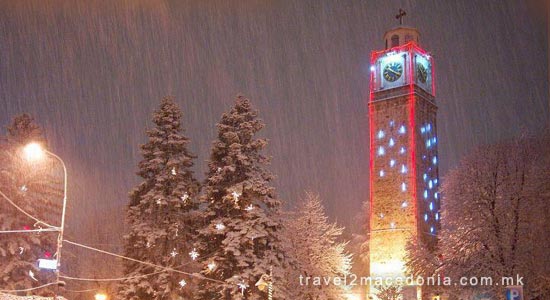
[368,25,440,300]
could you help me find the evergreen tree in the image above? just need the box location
[281,192,352,300]
[196,96,286,300]
[0,114,60,295]
[118,97,200,300]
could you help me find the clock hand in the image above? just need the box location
[388,68,402,76]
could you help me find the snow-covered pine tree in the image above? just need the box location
[118,97,200,300]
[282,192,352,300]
[196,95,287,300]
[0,114,60,295]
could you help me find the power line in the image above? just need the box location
[59,269,166,282]
[64,239,225,285]
[0,281,61,293]
[0,189,58,229]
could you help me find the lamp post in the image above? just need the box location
[23,142,68,286]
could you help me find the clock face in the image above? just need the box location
[383,62,403,82]
[417,63,428,83]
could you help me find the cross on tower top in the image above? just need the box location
[395,9,406,25]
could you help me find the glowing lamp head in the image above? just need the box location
[23,142,45,161]
[94,293,108,300]
[345,293,361,300]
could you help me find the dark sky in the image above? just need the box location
[1,0,548,245]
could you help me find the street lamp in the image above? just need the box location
[255,267,273,300]
[23,142,68,285]
[94,293,108,300]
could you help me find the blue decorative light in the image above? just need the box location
[423,173,428,181]
[426,124,432,132]
[378,146,385,156]
[399,147,406,154]
[399,125,406,134]
[426,140,432,148]
[424,190,428,199]
[432,156,438,165]
[435,192,439,200]
[389,120,395,127]
[389,138,395,147]
[377,130,385,139]
[420,126,426,133]
[434,179,438,185]
[430,226,435,234]
[424,214,428,221]
[429,202,434,211]
[400,165,407,174]
[435,213,440,220]
[428,180,433,189]
[432,137,437,144]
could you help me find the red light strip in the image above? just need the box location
[407,44,419,236]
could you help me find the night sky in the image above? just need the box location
[1,0,548,249]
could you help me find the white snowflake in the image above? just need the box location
[237,282,249,295]
[215,223,226,231]
[170,248,178,257]
[181,193,189,203]
[189,248,199,260]
[179,279,187,288]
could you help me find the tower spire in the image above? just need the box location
[395,9,407,25]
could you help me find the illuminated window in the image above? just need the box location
[378,147,385,156]
[391,35,399,47]
[399,125,406,134]
[377,130,385,139]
